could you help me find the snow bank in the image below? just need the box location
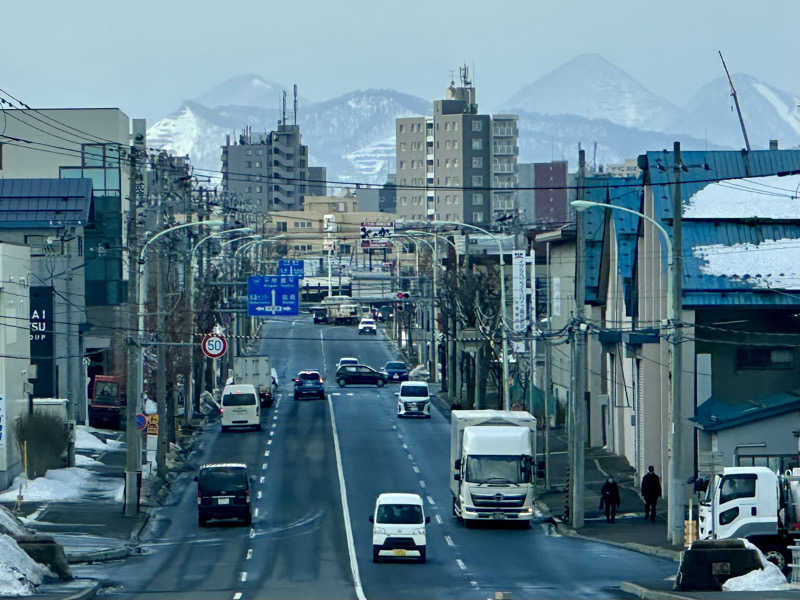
[74,426,123,451]
[693,238,800,289]
[685,174,799,219]
[722,539,792,591]
[0,468,123,503]
[0,507,27,537]
[0,534,50,596]
[74,454,103,467]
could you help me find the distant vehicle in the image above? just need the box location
[336,357,359,370]
[196,463,252,526]
[88,375,125,430]
[358,318,377,335]
[322,295,360,325]
[220,384,261,431]
[396,381,431,418]
[336,364,385,388]
[370,492,429,563]
[293,370,326,400]
[382,361,409,383]
[311,307,328,324]
[450,410,538,526]
[232,355,274,407]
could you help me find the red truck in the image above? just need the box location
[88,375,125,429]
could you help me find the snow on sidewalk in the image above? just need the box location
[74,426,124,452]
[0,468,123,504]
[0,534,51,597]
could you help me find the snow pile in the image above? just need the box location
[685,174,800,219]
[0,507,27,537]
[693,238,800,289]
[0,468,123,503]
[74,455,103,467]
[0,534,50,596]
[722,540,792,591]
[74,426,123,451]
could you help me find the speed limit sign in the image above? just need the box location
[201,334,227,359]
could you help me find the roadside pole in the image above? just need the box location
[543,241,552,489]
[570,149,586,529]
[156,244,168,480]
[124,145,141,516]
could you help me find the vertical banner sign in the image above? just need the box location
[512,251,528,353]
[0,395,6,471]
[30,286,55,397]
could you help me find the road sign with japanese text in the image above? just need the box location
[247,275,299,316]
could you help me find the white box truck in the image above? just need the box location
[698,466,800,571]
[231,355,276,408]
[450,410,537,526]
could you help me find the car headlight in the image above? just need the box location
[373,527,389,535]
[411,528,426,536]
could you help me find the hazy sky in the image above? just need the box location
[3,0,798,123]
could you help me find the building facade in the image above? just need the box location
[221,124,326,215]
[395,69,518,226]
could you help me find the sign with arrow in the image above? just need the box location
[247,275,299,316]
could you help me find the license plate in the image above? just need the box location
[493,512,506,519]
[217,498,230,505]
[393,374,399,379]
[392,549,407,556]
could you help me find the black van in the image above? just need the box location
[196,463,252,526]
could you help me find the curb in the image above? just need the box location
[60,579,101,600]
[619,581,687,600]
[555,521,682,562]
[65,546,131,564]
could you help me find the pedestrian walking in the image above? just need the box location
[599,477,621,523]
[641,465,661,522]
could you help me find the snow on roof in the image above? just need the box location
[684,174,799,219]
[693,238,800,289]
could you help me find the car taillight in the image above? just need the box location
[197,489,202,505]
[319,378,324,383]
[219,407,224,416]
[246,490,250,504]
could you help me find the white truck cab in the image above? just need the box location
[370,492,429,563]
[220,384,261,431]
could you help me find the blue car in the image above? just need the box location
[293,370,326,400]
[381,361,409,383]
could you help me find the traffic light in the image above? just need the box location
[396,292,410,300]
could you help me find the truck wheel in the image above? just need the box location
[337,378,346,388]
[372,545,381,563]
[762,545,789,573]
[376,379,385,388]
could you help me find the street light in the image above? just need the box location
[571,199,681,545]
[430,220,511,410]
[186,226,252,423]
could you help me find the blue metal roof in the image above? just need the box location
[607,177,642,313]
[0,178,93,229]
[683,220,800,306]
[691,389,800,431]
[582,176,609,304]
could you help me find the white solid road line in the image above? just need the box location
[444,535,455,546]
[328,394,367,600]
[456,559,466,570]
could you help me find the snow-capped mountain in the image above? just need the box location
[669,73,799,150]
[506,54,683,132]
[193,74,308,110]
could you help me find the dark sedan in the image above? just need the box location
[335,364,386,388]
[381,361,409,383]
[293,370,326,400]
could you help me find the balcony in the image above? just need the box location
[492,144,519,156]
[426,135,434,143]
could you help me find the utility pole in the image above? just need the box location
[430,236,438,383]
[543,241,552,489]
[570,149,586,529]
[668,141,685,545]
[124,146,141,517]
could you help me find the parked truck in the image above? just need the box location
[698,466,800,571]
[88,375,125,429]
[231,355,276,408]
[450,410,537,526]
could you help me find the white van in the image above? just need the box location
[370,493,428,562]
[220,384,261,431]
[396,381,431,418]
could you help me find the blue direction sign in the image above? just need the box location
[277,259,304,278]
[248,275,299,316]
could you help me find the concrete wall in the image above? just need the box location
[0,243,31,489]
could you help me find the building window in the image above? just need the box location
[736,347,794,370]
[472,211,484,222]
[472,156,483,168]
[255,161,261,168]
[472,120,482,132]
[399,124,404,133]
[400,143,407,152]
[453,122,459,131]
[472,139,483,151]
[246,161,253,168]
[473,192,483,205]
[472,175,483,187]
[445,159,450,168]
[399,161,405,169]
[453,158,459,168]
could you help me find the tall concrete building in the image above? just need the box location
[395,67,518,226]
[221,123,326,215]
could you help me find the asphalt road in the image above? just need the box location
[83,314,676,600]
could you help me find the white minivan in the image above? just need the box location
[220,384,261,431]
[369,492,429,563]
[396,381,431,418]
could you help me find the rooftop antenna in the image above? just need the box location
[293,84,298,125]
[281,90,287,126]
[718,50,751,151]
[593,141,597,172]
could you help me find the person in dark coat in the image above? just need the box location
[599,477,621,523]
[641,465,662,521]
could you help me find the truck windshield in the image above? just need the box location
[376,504,423,524]
[466,456,525,484]
[94,381,119,405]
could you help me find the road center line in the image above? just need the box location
[402,443,408,450]
[435,514,443,525]
[444,535,455,546]
[249,528,255,539]
[257,491,262,499]
[254,508,259,517]
[264,449,269,456]
[419,480,426,489]
[408,454,414,461]
[426,495,436,505]
[456,559,466,570]
[246,549,253,560]
[233,593,243,600]
[259,476,265,484]
[328,394,367,600]
[240,571,247,582]
[261,463,267,471]
[412,465,420,473]
[267,440,273,445]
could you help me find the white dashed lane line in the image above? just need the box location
[267,440,273,445]
[407,454,414,461]
[412,465,420,473]
[233,593,243,600]
[426,495,435,506]
[259,476,265,484]
[257,491,262,500]
[402,443,408,450]
[261,463,268,471]
[456,559,466,570]
[435,514,443,525]
[264,449,269,456]
[246,549,253,560]
[249,528,255,539]
[240,571,247,583]
[444,535,455,546]
[254,508,259,518]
